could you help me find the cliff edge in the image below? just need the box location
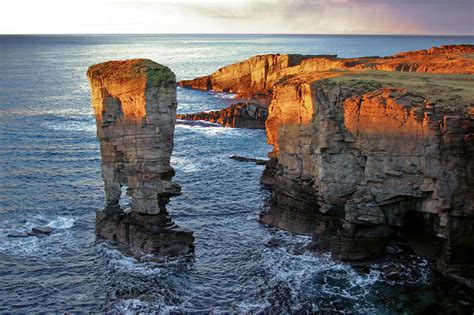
[181,45,474,287]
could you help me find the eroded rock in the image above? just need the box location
[87,59,194,256]
[177,103,268,129]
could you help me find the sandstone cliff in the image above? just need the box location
[177,103,268,129]
[182,45,474,287]
[87,59,194,256]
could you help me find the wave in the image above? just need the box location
[0,215,76,256]
[209,91,237,99]
[42,114,96,134]
[175,119,222,128]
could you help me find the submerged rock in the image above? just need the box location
[8,227,54,238]
[183,45,474,287]
[229,155,268,165]
[31,226,54,234]
[177,103,268,129]
[7,231,29,238]
[87,59,194,256]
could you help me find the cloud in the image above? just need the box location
[0,0,472,34]
[175,0,473,34]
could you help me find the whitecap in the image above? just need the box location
[176,119,221,128]
[47,216,75,229]
[210,91,237,99]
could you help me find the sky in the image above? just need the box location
[1,0,473,35]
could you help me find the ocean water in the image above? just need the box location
[1,35,473,313]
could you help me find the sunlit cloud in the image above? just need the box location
[0,0,472,34]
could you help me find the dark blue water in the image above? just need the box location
[1,35,473,313]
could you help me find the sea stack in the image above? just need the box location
[87,59,194,256]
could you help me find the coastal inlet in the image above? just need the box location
[1,35,473,313]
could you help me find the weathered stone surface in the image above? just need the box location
[266,73,474,287]
[95,207,194,256]
[183,45,474,287]
[177,103,268,129]
[179,54,320,103]
[87,59,194,256]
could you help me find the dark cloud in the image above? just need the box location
[177,0,473,34]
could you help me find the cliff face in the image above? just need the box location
[177,103,268,129]
[182,45,474,287]
[178,54,321,102]
[87,59,194,256]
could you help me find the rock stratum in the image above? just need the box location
[181,45,474,287]
[177,103,268,129]
[87,59,194,256]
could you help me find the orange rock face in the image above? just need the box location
[179,54,326,102]
[88,59,177,121]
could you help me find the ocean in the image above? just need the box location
[1,34,473,313]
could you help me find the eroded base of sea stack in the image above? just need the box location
[96,207,194,256]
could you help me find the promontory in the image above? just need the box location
[179,45,474,287]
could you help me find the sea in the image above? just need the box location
[1,34,473,313]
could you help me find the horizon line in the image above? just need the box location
[1,33,474,37]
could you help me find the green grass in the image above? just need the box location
[326,70,474,110]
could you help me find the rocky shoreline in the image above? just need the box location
[180,45,474,288]
[177,102,268,129]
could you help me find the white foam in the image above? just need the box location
[258,230,383,313]
[97,243,165,276]
[210,91,237,99]
[47,216,75,229]
[176,119,222,128]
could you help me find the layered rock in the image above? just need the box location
[179,54,322,103]
[87,59,194,256]
[177,103,268,129]
[182,45,474,287]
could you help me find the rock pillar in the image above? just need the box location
[87,59,194,256]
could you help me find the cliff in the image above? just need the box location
[178,45,474,103]
[87,59,194,256]
[177,103,268,129]
[182,45,474,287]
